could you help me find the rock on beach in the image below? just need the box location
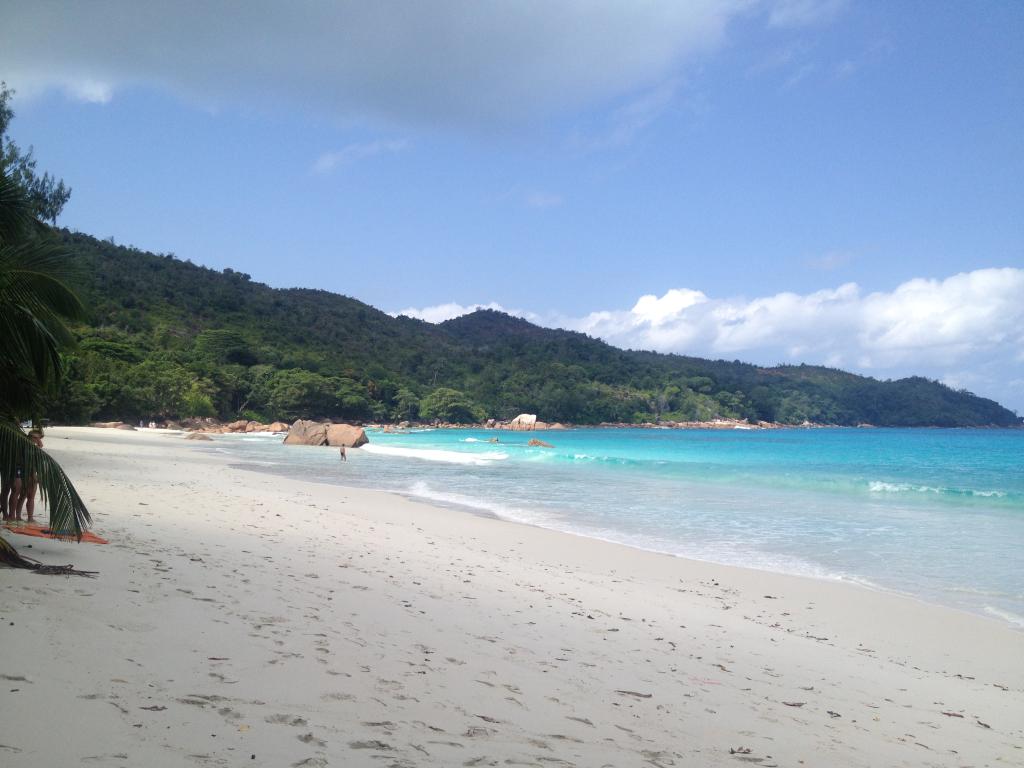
[283,419,329,446]
[283,420,368,448]
[326,424,368,448]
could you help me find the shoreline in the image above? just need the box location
[83,419,1024,435]
[370,471,999,627]
[327,478,1024,635]
[389,484,1023,629]
[2,427,1021,766]
[210,428,1024,629]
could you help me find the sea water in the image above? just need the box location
[208,427,1024,628]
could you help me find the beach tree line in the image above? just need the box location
[38,229,1019,428]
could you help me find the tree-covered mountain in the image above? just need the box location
[46,229,1020,428]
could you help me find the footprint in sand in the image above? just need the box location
[348,739,393,750]
[321,691,355,701]
[265,713,308,727]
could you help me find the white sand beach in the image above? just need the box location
[1,427,1021,767]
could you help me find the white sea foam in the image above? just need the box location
[868,481,1008,498]
[833,573,886,591]
[405,481,550,525]
[868,481,901,493]
[406,481,839,584]
[362,444,508,466]
[984,606,1024,629]
[869,481,938,494]
[948,585,1023,598]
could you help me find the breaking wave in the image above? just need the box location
[361,444,508,466]
[868,481,1009,499]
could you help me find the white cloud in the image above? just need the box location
[0,2,751,127]
[574,269,1024,371]
[68,78,114,104]
[394,301,516,324]
[629,288,708,327]
[396,268,1024,411]
[312,139,408,174]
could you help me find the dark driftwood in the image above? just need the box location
[0,536,97,577]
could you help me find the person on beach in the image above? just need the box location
[0,468,12,521]
[6,465,24,521]
[339,445,347,462]
[10,430,43,522]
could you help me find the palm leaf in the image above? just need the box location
[0,367,48,422]
[0,171,35,245]
[0,239,86,320]
[0,421,91,539]
[0,239,86,398]
[0,302,67,389]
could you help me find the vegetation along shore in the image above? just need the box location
[35,230,1022,431]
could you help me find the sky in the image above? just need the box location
[2,1,1022,412]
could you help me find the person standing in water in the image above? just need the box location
[339,445,347,462]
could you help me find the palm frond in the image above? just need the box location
[0,367,48,421]
[0,421,91,539]
[0,303,67,387]
[0,238,86,394]
[0,239,87,321]
[0,171,35,245]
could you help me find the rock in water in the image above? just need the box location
[509,414,537,431]
[326,424,369,448]
[283,419,329,446]
[528,438,554,448]
[185,433,213,441]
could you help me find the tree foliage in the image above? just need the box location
[1,83,71,224]
[419,388,486,424]
[41,229,1021,429]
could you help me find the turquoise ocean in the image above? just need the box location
[207,427,1024,628]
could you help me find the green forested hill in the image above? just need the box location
[46,229,1020,428]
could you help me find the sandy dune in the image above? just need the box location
[0,427,1021,767]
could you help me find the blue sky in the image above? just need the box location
[2,1,1023,411]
